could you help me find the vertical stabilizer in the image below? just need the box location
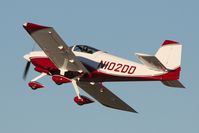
[155,40,182,70]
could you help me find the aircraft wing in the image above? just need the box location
[23,22,89,73]
[76,81,137,113]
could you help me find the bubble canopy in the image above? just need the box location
[71,45,100,54]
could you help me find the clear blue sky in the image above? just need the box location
[0,0,198,132]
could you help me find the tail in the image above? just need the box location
[155,40,182,70]
[136,40,185,88]
[156,40,185,88]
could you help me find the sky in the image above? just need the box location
[0,0,198,132]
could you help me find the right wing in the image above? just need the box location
[23,22,89,74]
[76,81,137,113]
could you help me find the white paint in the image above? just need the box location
[58,45,63,50]
[156,44,181,70]
[69,59,74,63]
[31,73,47,82]
[72,80,81,99]
[90,82,95,85]
[23,22,27,27]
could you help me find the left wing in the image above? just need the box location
[23,22,89,74]
[76,81,137,113]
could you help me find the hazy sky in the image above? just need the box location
[0,0,198,133]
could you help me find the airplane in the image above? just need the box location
[22,22,185,113]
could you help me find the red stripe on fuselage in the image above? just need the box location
[81,67,181,82]
[30,57,181,82]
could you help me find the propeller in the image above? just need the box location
[23,43,35,80]
[23,61,31,80]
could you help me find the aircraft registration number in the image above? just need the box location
[98,60,136,74]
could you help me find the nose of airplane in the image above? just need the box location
[23,54,31,61]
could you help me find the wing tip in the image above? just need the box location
[102,103,138,113]
[129,108,138,113]
[120,108,138,113]
[23,22,50,34]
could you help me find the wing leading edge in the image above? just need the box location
[76,82,137,113]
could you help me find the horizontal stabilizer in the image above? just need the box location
[162,80,185,88]
[135,53,167,71]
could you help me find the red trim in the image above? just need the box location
[30,57,181,82]
[34,67,51,75]
[81,67,181,82]
[161,67,181,80]
[28,81,44,89]
[23,22,50,34]
[74,95,94,105]
[162,40,179,46]
[30,57,57,70]
[52,75,71,84]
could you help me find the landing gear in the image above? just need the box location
[28,81,44,90]
[28,73,47,90]
[74,95,94,105]
[56,83,63,85]
[27,72,93,105]
[72,80,94,105]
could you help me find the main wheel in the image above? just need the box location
[31,86,37,90]
[56,83,63,85]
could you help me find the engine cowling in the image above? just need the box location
[34,67,51,75]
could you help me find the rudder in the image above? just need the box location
[155,40,182,70]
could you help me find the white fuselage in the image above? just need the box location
[25,49,165,79]
[73,51,164,77]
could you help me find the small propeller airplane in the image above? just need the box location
[22,22,185,113]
